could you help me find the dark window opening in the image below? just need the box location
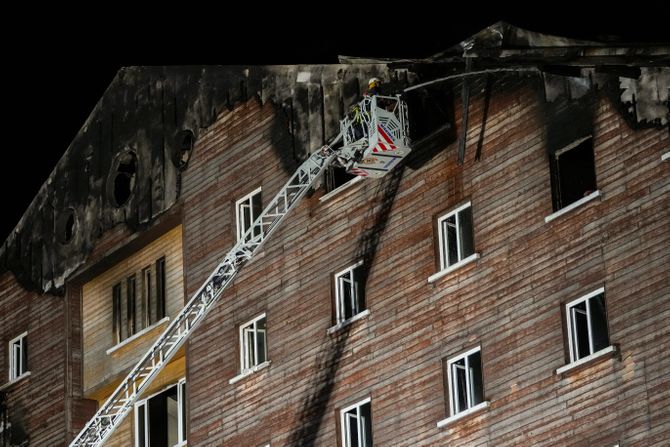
[110,150,138,207]
[56,209,77,244]
[550,137,597,211]
[324,165,356,193]
[127,275,136,337]
[156,257,166,320]
[136,382,186,447]
[175,130,195,171]
[405,87,453,141]
[112,283,122,344]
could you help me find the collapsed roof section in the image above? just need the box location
[1,23,667,295]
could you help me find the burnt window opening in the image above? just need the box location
[175,130,195,171]
[549,136,597,211]
[405,87,453,142]
[324,165,357,193]
[56,208,77,244]
[109,150,138,207]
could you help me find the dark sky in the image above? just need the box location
[3,10,668,242]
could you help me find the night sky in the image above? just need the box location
[3,10,667,242]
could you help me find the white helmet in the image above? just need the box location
[368,77,380,86]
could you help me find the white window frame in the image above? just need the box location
[340,397,371,447]
[134,379,186,447]
[8,331,28,381]
[436,201,474,272]
[239,313,268,373]
[565,287,609,363]
[334,260,365,324]
[446,346,483,417]
[235,187,262,242]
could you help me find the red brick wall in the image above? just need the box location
[183,81,669,446]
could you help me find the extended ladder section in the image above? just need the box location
[70,95,410,447]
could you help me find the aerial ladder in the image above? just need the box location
[69,95,411,447]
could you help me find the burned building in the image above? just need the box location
[1,23,669,446]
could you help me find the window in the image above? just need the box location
[236,187,262,242]
[239,314,267,373]
[437,202,474,271]
[549,136,597,211]
[340,398,372,447]
[565,288,610,363]
[8,332,28,381]
[324,165,357,193]
[155,257,166,322]
[445,347,484,417]
[135,379,186,447]
[334,261,366,324]
[112,257,167,345]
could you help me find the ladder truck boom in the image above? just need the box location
[70,95,410,447]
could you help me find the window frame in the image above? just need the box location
[565,287,610,364]
[239,313,268,373]
[333,260,366,324]
[445,346,484,417]
[430,201,478,282]
[8,331,28,381]
[339,397,372,447]
[548,135,598,213]
[134,379,187,447]
[235,187,262,242]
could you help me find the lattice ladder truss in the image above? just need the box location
[69,135,343,447]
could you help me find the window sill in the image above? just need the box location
[327,309,370,335]
[544,190,601,223]
[428,253,480,284]
[319,176,363,202]
[173,441,188,447]
[662,151,670,161]
[555,345,617,375]
[0,371,32,391]
[106,317,170,355]
[436,401,490,428]
[228,360,272,385]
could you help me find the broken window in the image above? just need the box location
[405,86,453,141]
[437,202,475,271]
[56,208,77,244]
[8,332,28,381]
[340,398,373,447]
[334,261,366,324]
[565,288,610,363]
[135,378,186,447]
[175,129,194,171]
[549,136,597,211]
[236,187,262,242]
[445,347,484,417]
[324,165,357,193]
[239,314,268,373]
[109,150,138,207]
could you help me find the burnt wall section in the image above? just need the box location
[0,64,412,295]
